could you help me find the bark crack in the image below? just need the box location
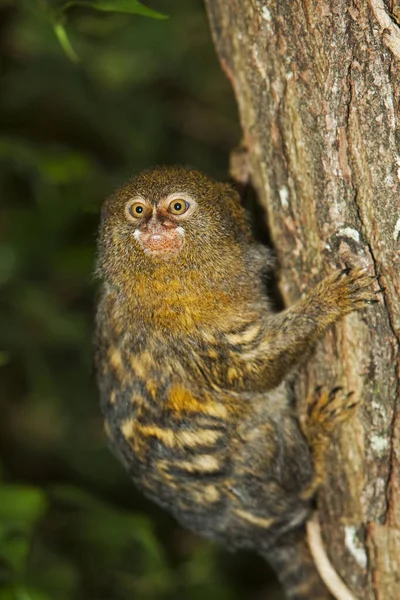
[351,183,399,523]
[345,46,399,529]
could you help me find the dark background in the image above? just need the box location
[0,1,281,598]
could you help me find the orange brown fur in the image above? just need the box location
[95,166,376,600]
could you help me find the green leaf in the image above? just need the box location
[0,586,52,600]
[61,0,168,19]
[53,23,80,63]
[0,486,47,524]
[0,486,48,576]
[49,1,167,61]
[0,532,31,578]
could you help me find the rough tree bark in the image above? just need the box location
[204,1,400,599]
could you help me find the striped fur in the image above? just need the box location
[95,166,374,599]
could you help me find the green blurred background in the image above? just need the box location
[0,1,281,598]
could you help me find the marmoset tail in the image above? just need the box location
[94,166,375,600]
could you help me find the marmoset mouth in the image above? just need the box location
[135,229,184,257]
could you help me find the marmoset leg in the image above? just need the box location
[300,386,359,498]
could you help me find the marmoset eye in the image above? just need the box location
[168,199,189,215]
[126,200,148,220]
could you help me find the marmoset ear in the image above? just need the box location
[220,182,242,202]
[215,182,251,239]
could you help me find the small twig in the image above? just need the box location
[368,0,400,60]
[306,514,359,600]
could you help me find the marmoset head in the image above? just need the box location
[97,166,254,284]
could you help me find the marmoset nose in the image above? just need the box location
[159,219,176,229]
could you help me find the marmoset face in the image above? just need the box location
[124,191,198,258]
[97,166,252,285]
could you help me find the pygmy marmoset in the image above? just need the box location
[95,166,375,600]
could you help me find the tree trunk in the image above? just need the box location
[204,1,400,599]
